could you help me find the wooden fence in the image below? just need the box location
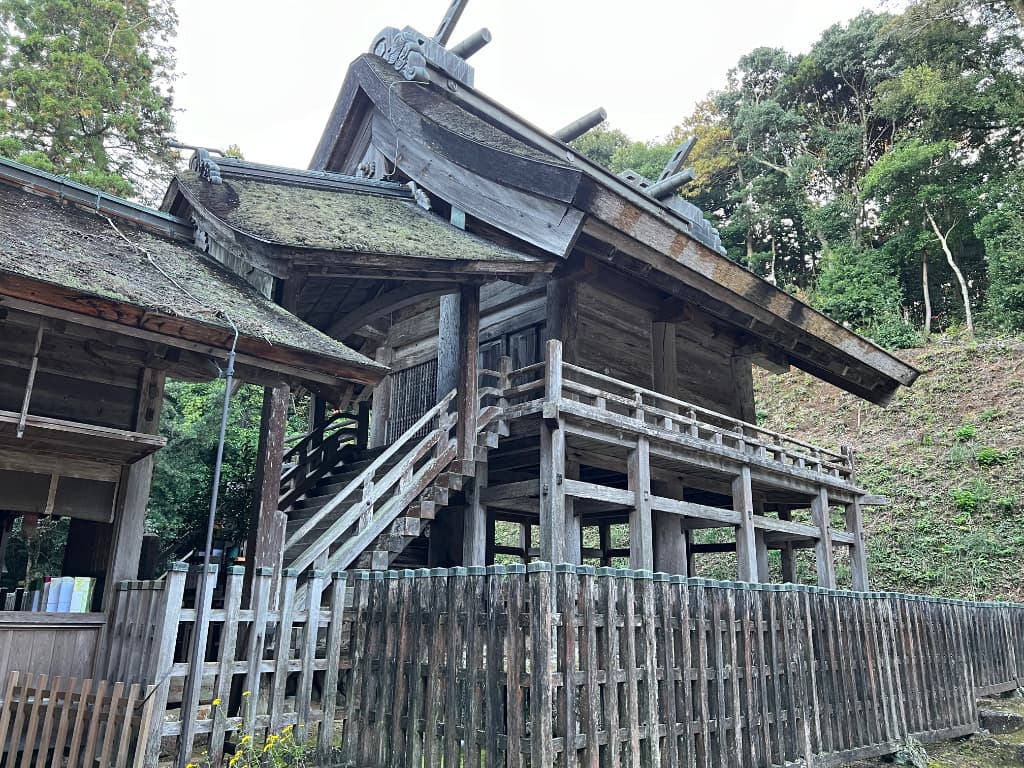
[0,672,155,768]
[98,563,1024,768]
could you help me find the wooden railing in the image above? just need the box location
[505,339,855,482]
[100,564,1024,768]
[283,390,459,576]
[278,411,359,511]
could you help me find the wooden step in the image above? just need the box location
[478,430,500,449]
[407,499,436,520]
[436,472,464,491]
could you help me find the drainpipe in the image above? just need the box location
[177,315,238,768]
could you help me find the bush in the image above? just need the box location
[976,446,1010,466]
[953,424,977,442]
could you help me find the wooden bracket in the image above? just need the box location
[16,324,44,438]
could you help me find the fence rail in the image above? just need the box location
[98,564,1023,768]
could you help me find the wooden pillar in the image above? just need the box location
[105,367,165,602]
[369,347,393,448]
[754,500,770,581]
[463,461,488,566]
[811,486,836,588]
[436,293,460,401]
[539,419,566,563]
[456,285,480,464]
[847,498,869,591]
[732,465,758,582]
[628,437,654,570]
[545,277,577,362]
[564,460,581,565]
[651,321,687,574]
[730,354,757,423]
[246,385,290,598]
[778,508,797,583]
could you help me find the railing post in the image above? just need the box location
[732,465,758,582]
[811,486,836,589]
[498,355,512,411]
[141,562,187,768]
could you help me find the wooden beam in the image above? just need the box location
[436,293,460,404]
[778,508,797,583]
[628,436,653,570]
[16,324,44,438]
[733,465,758,582]
[327,283,457,340]
[565,460,581,566]
[370,347,393,448]
[811,486,836,588]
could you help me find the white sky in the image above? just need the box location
[172,0,882,169]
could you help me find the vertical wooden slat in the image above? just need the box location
[97,681,125,768]
[621,573,642,767]
[421,569,448,768]
[374,572,400,766]
[638,572,661,768]
[692,581,712,768]
[269,569,298,733]
[505,564,526,768]
[656,574,679,768]
[318,571,348,760]
[210,566,244,765]
[113,683,140,768]
[50,677,76,768]
[17,673,45,768]
[465,566,487,768]
[578,566,601,768]
[724,588,742,767]
[32,676,61,768]
[339,573,368,767]
[179,563,218,762]
[79,679,108,768]
[599,567,623,768]
[296,569,325,743]
[484,566,506,768]
[675,575,697,768]
[556,564,579,768]
[65,677,93,768]
[529,562,554,767]
[388,572,415,767]
[132,684,158,768]
[242,566,273,738]
[442,568,467,767]
[404,570,429,768]
[357,574,386,767]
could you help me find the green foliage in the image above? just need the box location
[953,424,977,442]
[813,246,918,347]
[148,381,265,550]
[951,479,992,515]
[0,0,178,200]
[978,182,1024,331]
[976,446,1011,466]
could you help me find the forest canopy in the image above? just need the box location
[573,0,1024,347]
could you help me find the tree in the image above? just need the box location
[864,139,979,336]
[0,0,177,199]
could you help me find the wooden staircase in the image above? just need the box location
[278,389,505,580]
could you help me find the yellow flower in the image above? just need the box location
[242,690,251,697]
[212,698,221,706]
[186,764,196,768]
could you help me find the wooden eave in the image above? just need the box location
[0,410,166,466]
[313,54,919,404]
[0,273,386,389]
[168,176,554,282]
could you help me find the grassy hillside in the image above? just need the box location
[754,335,1024,601]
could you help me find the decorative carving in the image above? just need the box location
[189,148,222,185]
[356,161,377,179]
[371,27,430,83]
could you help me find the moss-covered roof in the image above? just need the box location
[0,182,384,379]
[174,170,546,264]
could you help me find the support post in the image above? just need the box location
[463,461,488,567]
[246,385,290,600]
[778,509,797,583]
[356,400,370,450]
[847,498,869,591]
[106,367,165,603]
[436,293,460,403]
[811,486,836,588]
[651,321,687,574]
[732,465,758,582]
[539,418,566,564]
[369,348,393,448]
[628,437,654,570]
[564,460,581,565]
[456,285,480,464]
[754,499,770,581]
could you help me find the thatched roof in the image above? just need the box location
[0,162,386,386]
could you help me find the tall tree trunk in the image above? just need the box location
[925,207,973,338]
[921,251,932,339]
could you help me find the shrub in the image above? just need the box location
[976,446,1010,466]
[953,424,976,443]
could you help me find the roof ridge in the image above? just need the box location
[208,156,414,198]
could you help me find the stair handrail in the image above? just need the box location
[283,389,458,569]
[279,412,359,508]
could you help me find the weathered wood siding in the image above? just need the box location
[0,613,103,685]
[574,280,654,388]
